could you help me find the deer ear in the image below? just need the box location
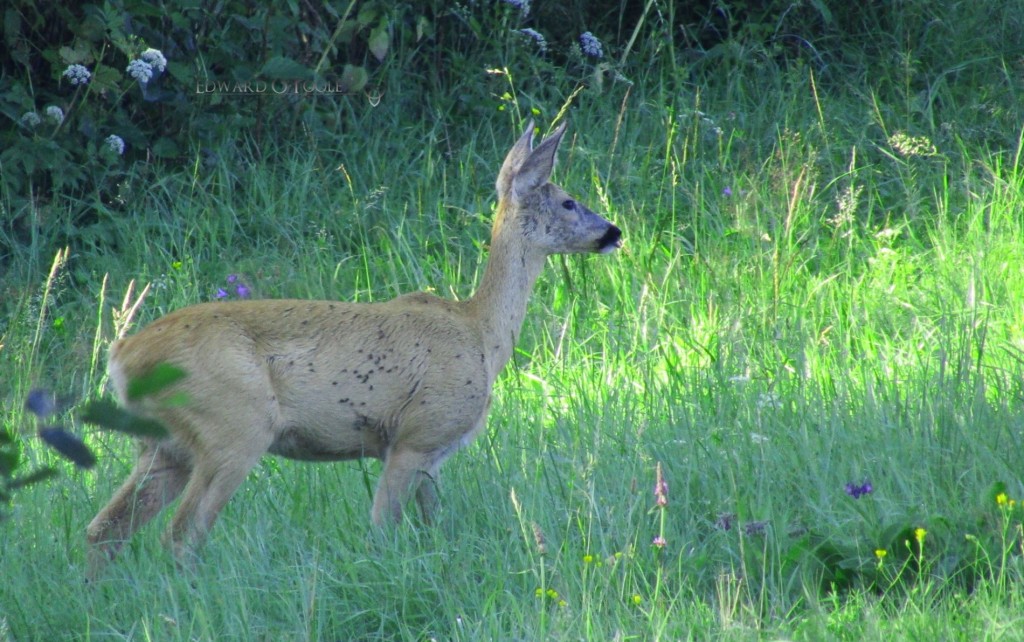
[512,121,567,197]
[496,120,535,197]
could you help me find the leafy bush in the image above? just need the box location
[0,1,622,268]
[4,0,1018,274]
[1,2,389,230]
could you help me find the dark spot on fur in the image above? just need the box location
[332,381,338,386]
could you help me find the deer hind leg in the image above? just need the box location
[164,431,273,564]
[371,446,444,525]
[86,441,191,579]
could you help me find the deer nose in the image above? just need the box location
[597,225,622,253]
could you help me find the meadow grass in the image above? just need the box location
[2,49,1024,640]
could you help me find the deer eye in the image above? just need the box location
[561,199,576,210]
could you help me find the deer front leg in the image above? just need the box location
[371,446,443,525]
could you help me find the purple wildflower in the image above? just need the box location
[579,32,603,58]
[235,283,251,298]
[226,274,238,284]
[723,186,732,196]
[215,288,229,299]
[25,389,58,418]
[652,536,667,548]
[844,479,873,499]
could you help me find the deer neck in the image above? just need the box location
[465,225,548,384]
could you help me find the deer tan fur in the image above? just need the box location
[86,121,621,577]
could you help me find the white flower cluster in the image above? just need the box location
[20,106,65,129]
[63,64,91,85]
[517,28,547,52]
[141,48,167,72]
[126,59,154,83]
[45,105,64,123]
[105,134,125,155]
[126,48,167,84]
[20,112,41,128]
[579,32,603,58]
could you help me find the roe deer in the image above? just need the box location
[86,121,621,577]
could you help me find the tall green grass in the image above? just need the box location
[2,44,1024,640]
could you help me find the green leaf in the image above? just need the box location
[91,63,122,89]
[356,5,378,26]
[340,65,368,94]
[58,42,92,65]
[0,448,19,476]
[152,137,181,159]
[80,399,170,438]
[415,16,433,42]
[368,21,389,62]
[260,56,312,80]
[126,363,187,401]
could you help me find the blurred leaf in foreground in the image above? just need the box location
[38,427,97,469]
[125,363,187,402]
[80,400,169,438]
